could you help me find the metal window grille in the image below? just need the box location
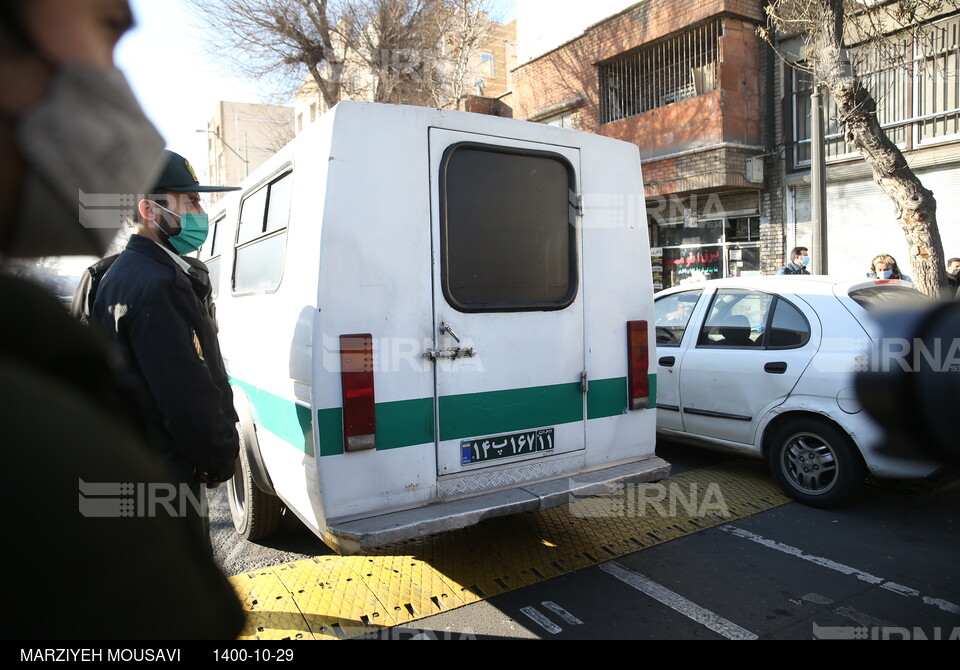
[599,20,722,125]
[791,14,960,163]
[916,14,960,142]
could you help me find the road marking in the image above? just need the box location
[722,526,960,615]
[834,606,893,628]
[600,562,758,640]
[801,593,833,605]
[541,601,583,626]
[519,607,562,635]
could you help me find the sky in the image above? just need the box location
[117,0,517,181]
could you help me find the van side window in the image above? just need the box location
[439,144,578,312]
[200,214,225,299]
[233,171,293,293]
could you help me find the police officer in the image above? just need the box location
[92,150,242,545]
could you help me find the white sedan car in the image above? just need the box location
[653,276,943,507]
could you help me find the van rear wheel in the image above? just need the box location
[227,429,282,541]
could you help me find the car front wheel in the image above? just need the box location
[768,417,866,508]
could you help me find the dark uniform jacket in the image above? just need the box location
[777,262,809,275]
[92,234,239,484]
[1,274,244,639]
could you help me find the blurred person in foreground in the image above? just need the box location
[0,0,243,640]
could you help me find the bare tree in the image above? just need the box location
[760,0,959,297]
[187,0,495,111]
[429,0,496,109]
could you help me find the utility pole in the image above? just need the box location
[810,85,828,275]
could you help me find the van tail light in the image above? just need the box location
[627,321,650,410]
[340,334,376,452]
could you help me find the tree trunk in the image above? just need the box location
[812,0,949,297]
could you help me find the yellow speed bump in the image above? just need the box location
[229,460,791,640]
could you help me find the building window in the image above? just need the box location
[439,143,578,312]
[916,14,960,143]
[791,68,813,166]
[480,52,496,77]
[541,110,574,128]
[233,171,293,294]
[790,43,910,166]
[599,20,721,124]
[788,14,959,169]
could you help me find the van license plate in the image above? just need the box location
[461,428,554,465]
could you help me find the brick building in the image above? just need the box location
[508,0,777,290]
[507,0,960,288]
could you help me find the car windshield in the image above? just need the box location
[848,284,933,311]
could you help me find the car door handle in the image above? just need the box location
[764,362,788,374]
[659,356,676,367]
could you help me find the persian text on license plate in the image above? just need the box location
[461,428,555,465]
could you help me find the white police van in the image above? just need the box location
[201,101,667,555]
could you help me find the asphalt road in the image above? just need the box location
[208,486,330,578]
[209,441,960,640]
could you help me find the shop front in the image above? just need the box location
[650,215,762,291]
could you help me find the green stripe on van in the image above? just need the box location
[232,375,656,458]
[317,398,435,457]
[587,377,628,419]
[231,378,315,457]
[438,382,584,442]
[584,375,658,419]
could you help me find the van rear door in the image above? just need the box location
[428,129,586,481]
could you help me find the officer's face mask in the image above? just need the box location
[878,269,894,280]
[152,201,210,255]
[3,62,165,259]
[801,255,811,267]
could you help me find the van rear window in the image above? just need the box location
[439,144,578,312]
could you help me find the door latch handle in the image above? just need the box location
[659,356,676,367]
[764,361,788,374]
[439,322,461,344]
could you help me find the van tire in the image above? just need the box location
[227,427,283,541]
[768,417,866,508]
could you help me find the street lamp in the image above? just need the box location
[196,128,250,178]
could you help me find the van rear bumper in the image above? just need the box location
[325,456,671,555]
